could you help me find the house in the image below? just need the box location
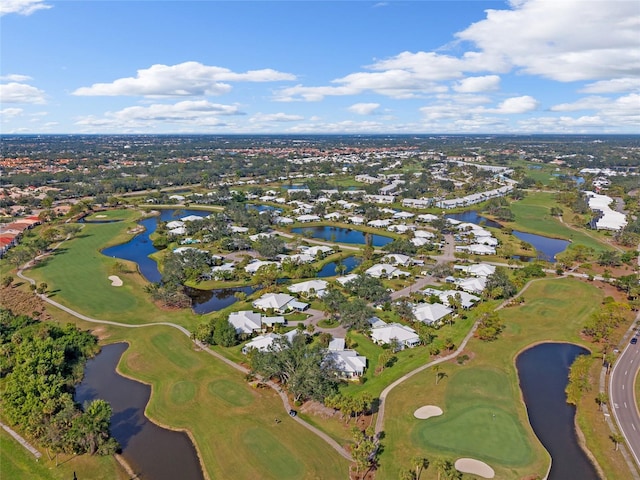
[392,211,415,221]
[335,273,359,286]
[274,216,294,225]
[416,213,439,223]
[348,216,365,225]
[454,263,496,277]
[262,316,286,328]
[328,338,346,351]
[455,244,496,255]
[229,311,263,335]
[245,260,280,274]
[367,316,387,329]
[249,232,277,242]
[287,253,315,264]
[327,349,367,379]
[166,220,185,229]
[181,214,204,222]
[324,212,342,221]
[230,225,249,233]
[456,277,487,294]
[413,303,453,325]
[371,323,420,349]
[287,279,328,297]
[168,226,187,235]
[241,330,299,354]
[296,214,321,223]
[368,219,392,228]
[304,245,333,257]
[382,253,412,267]
[252,293,309,313]
[365,264,410,279]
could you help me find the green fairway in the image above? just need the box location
[412,369,534,466]
[376,277,604,479]
[102,325,348,480]
[26,209,200,330]
[505,192,612,252]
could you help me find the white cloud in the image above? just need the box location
[75,100,244,130]
[1,0,51,16]
[0,82,46,104]
[249,112,304,123]
[489,95,539,114]
[73,61,296,97]
[348,103,380,115]
[0,107,23,120]
[453,75,501,93]
[580,78,640,94]
[456,0,640,82]
[0,74,33,82]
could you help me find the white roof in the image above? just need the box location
[336,274,359,286]
[306,245,333,256]
[166,220,184,229]
[456,277,487,294]
[230,225,249,233]
[371,323,420,347]
[328,338,346,351]
[454,263,496,277]
[181,215,204,222]
[169,226,186,235]
[296,214,321,222]
[365,264,398,278]
[287,253,315,264]
[382,253,412,266]
[393,211,415,219]
[424,289,480,308]
[242,332,280,354]
[414,230,435,238]
[328,350,367,376]
[229,311,263,334]
[417,214,439,222]
[252,293,295,311]
[274,216,294,224]
[287,279,328,295]
[413,303,453,324]
[244,260,280,273]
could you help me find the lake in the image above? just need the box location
[75,343,204,480]
[185,285,258,314]
[317,255,361,277]
[292,226,393,247]
[446,211,569,262]
[517,343,600,480]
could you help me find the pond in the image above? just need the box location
[316,255,361,277]
[292,226,393,247]
[517,343,600,480]
[247,204,282,214]
[446,211,569,262]
[75,343,204,480]
[185,285,258,315]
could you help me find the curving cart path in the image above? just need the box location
[16,255,353,462]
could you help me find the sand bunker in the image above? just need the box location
[108,275,123,287]
[455,458,495,478]
[413,405,443,419]
[96,214,107,218]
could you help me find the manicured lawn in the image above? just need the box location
[504,192,612,252]
[0,427,125,480]
[71,322,349,480]
[376,277,605,479]
[26,209,200,330]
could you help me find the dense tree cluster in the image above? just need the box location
[0,309,118,460]
[248,334,339,402]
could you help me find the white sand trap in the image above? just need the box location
[96,214,107,218]
[108,275,123,287]
[413,405,443,419]
[455,458,495,478]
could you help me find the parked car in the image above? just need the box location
[631,338,638,345]
[289,409,297,417]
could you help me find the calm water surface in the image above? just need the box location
[292,226,393,247]
[75,343,204,480]
[517,343,600,480]
[446,211,569,261]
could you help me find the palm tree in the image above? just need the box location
[611,433,624,451]
[596,392,609,411]
[411,456,429,480]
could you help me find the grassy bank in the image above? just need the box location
[376,277,605,479]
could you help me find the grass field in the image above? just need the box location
[25,209,201,330]
[64,321,349,480]
[0,427,126,480]
[376,277,605,479]
[504,192,613,252]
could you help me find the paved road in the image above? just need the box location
[610,312,640,470]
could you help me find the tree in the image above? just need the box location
[254,263,280,287]
[596,392,609,411]
[476,311,505,341]
[254,236,286,260]
[411,456,430,480]
[1,275,13,288]
[610,433,624,451]
[212,317,237,347]
[338,298,375,331]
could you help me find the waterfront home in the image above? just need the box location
[454,263,496,277]
[335,273,359,286]
[287,279,328,298]
[347,216,365,225]
[252,293,308,313]
[244,260,280,274]
[381,253,413,267]
[296,214,321,223]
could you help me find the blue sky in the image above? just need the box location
[1,0,639,134]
